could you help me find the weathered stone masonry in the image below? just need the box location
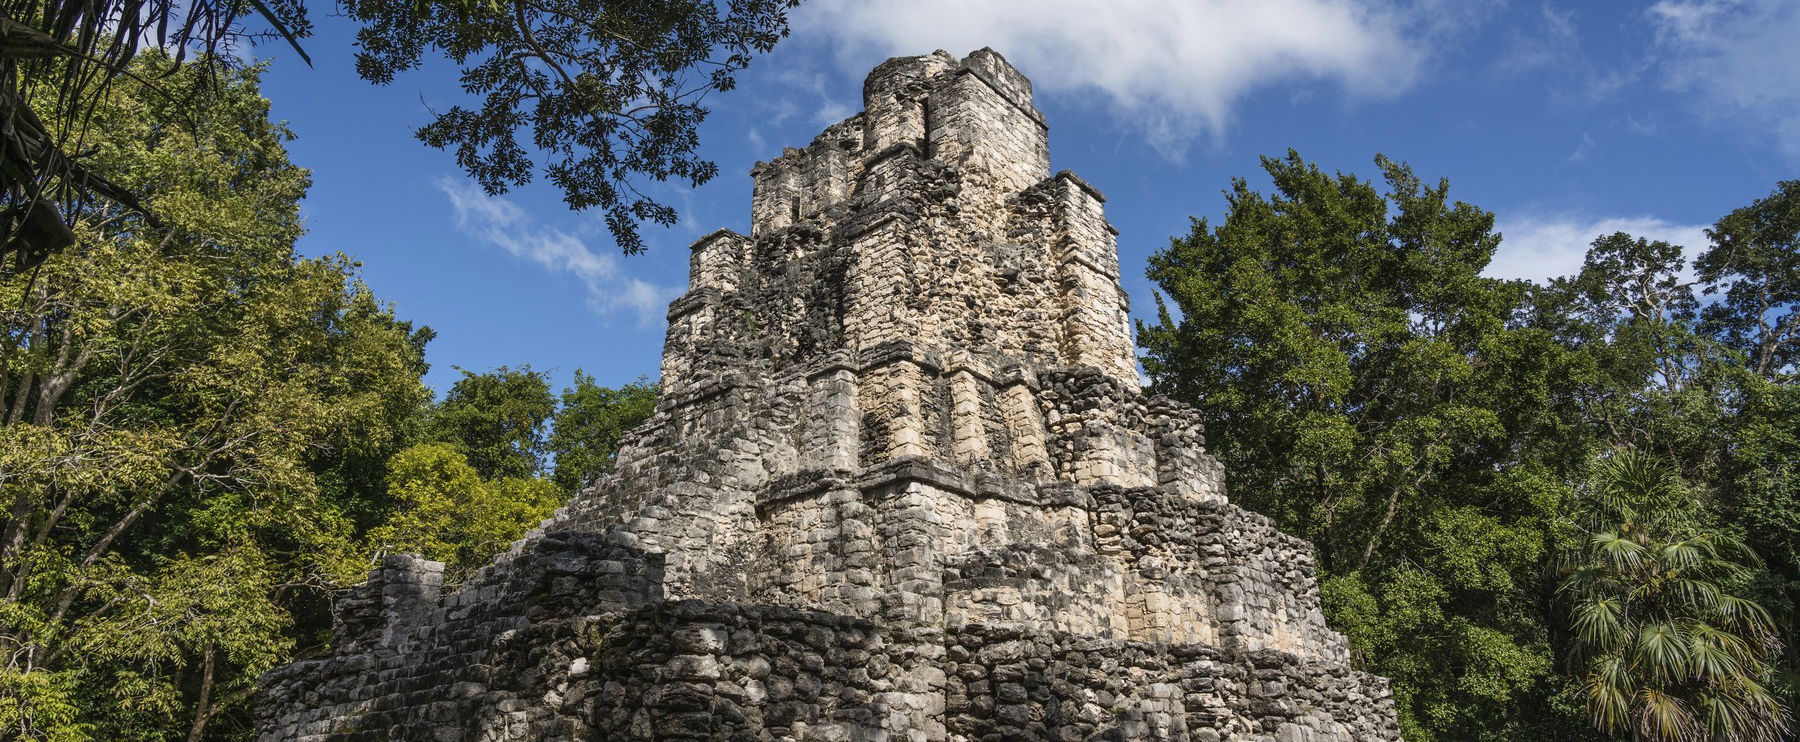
[258,49,1402,742]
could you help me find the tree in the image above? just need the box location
[0,57,430,741]
[1698,180,1799,381]
[1714,378,1800,705]
[370,370,655,578]
[365,443,561,580]
[1142,154,1800,739]
[1696,184,1800,705]
[1558,450,1789,742]
[1140,151,1602,740]
[1548,228,1800,707]
[547,372,656,492]
[1565,233,1702,394]
[1,0,797,266]
[427,366,555,480]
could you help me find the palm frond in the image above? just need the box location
[1698,690,1750,742]
[1592,531,1647,572]
[1699,678,1792,742]
[1716,595,1778,638]
[1636,622,1691,683]
[1635,687,1700,742]
[1586,655,1635,734]
[1666,578,1722,612]
[1690,623,1757,663]
[1572,597,1627,653]
[1557,564,1619,598]
[1695,532,1763,567]
[1687,632,1744,681]
[1660,540,1705,571]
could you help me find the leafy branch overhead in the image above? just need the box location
[0,0,795,270]
[346,0,798,254]
[0,0,311,271]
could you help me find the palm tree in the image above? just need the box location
[1558,449,1791,742]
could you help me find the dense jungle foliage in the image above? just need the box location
[0,57,656,740]
[1141,153,1797,742]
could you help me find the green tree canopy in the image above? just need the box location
[1141,151,1608,740]
[547,372,657,492]
[427,366,555,480]
[0,56,431,740]
[1142,151,1799,741]
[1698,180,1799,381]
[365,443,561,579]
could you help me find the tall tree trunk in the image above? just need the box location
[1314,460,1338,571]
[0,489,39,597]
[186,647,216,742]
[8,483,75,601]
[1358,470,1429,571]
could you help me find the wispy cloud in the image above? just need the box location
[1650,0,1800,157]
[814,98,854,127]
[438,178,681,324]
[1566,132,1595,163]
[1494,4,1581,78]
[1490,214,1708,283]
[754,70,857,131]
[795,0,1455,158]
[1493,6,1647,106]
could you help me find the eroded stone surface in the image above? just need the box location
[257,48,1401,742]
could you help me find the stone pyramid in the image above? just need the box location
[258,49,1402,742]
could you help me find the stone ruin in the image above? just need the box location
[257,49,1403,742]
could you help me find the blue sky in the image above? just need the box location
[258,1,1800,396]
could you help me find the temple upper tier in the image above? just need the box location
[662,48,1138,394]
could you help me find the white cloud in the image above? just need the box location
[438,178,682,324]
[794,0,1438,157]
[1650,0,1800,156]
[1490,214,1708,283]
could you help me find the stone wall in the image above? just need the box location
[945,624,1398,741]
[258,48,1400,742]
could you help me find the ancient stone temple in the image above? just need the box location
[258,49,1401,742]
